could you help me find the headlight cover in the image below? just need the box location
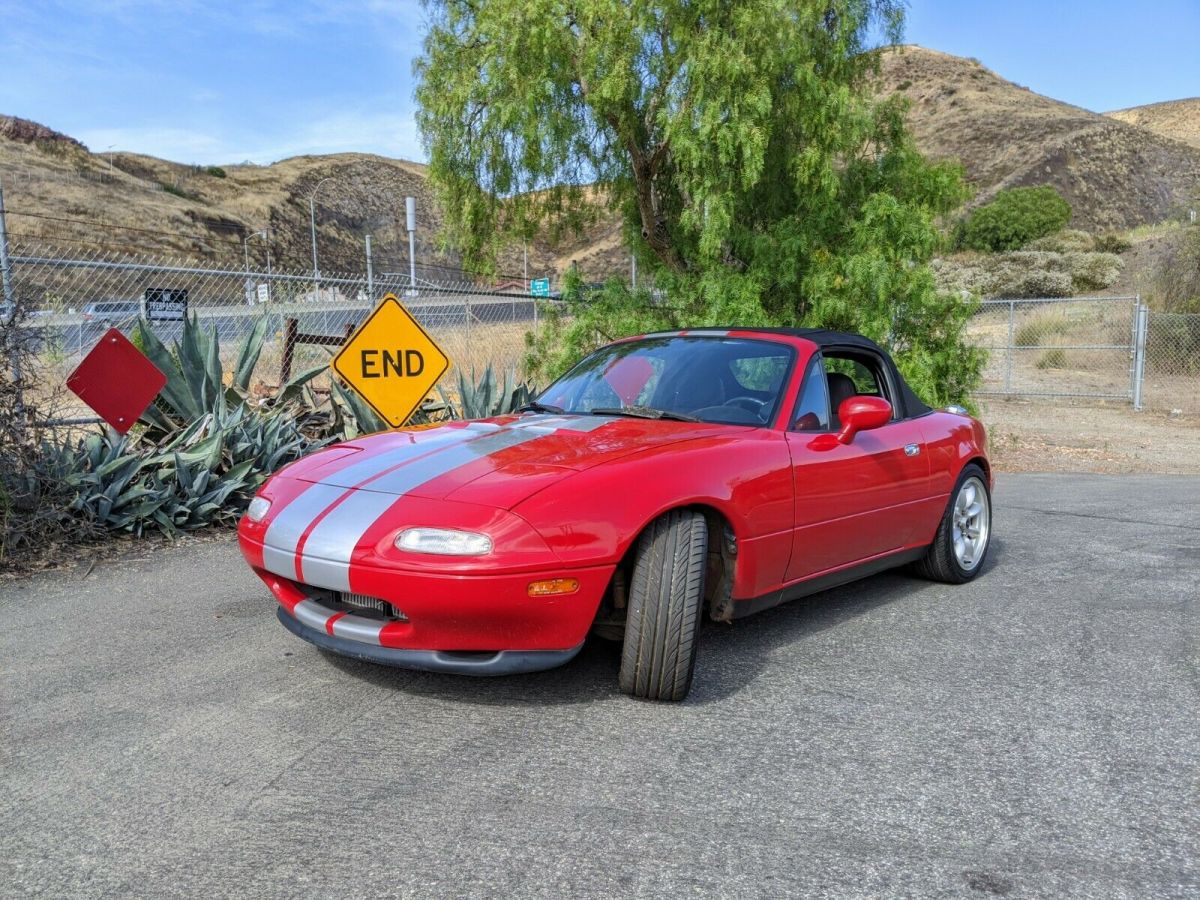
[246,497,271,522]
[395,527,493,556]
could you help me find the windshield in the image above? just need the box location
[536,336,795,426]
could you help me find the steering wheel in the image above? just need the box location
[726,396,768,413]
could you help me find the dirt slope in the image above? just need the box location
[3,50,1199,280]
[879,46,1200,230]
[0,116,455,275]
[1106,99,1200,151]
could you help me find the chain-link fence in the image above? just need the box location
[1141,309,1200,415]
[5,232,1197,424]
[3,237,545,421]
[966,296,1199,414]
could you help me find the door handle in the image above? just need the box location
[904,443,920,457]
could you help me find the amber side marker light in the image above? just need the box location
[527,578,580,597]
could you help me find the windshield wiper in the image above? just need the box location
[590,405,700,422]
[517,401,567,414]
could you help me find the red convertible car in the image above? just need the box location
[239,328,992,701]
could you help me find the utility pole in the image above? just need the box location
[631,253,637,290]
[524,242,529,292]
[243,233,253,305]
[244,229,269,304]
[406,196,417,297]
[106,145,115,181]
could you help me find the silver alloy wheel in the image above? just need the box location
[952,476,990,571]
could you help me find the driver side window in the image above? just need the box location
[791,355,830,431]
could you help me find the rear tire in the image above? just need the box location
[618,510,708,701]
[914,463,992,584]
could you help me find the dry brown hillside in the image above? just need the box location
[879,46,1200,230]
[1105,98,1200,151]
[0,116,458,276]
[4,49,1200,282]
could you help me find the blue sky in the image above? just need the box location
[2,1,1197,166]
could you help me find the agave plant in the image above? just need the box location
[59,388,317,537]
[440,365,536,420]
[134,314,324,436]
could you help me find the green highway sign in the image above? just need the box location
[530,277,551,297]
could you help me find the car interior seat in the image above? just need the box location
[826,371,858,428]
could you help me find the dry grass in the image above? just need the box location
[1106,98,1200,151]
[879,46,1200,231]
[0,136,457,275]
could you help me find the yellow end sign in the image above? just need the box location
[331,294,450,428]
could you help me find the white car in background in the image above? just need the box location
[81,300,141,324]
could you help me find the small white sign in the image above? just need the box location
[256,284,270,304]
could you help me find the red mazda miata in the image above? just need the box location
[239,328,992,700]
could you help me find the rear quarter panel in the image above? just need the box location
[918,411,991,540]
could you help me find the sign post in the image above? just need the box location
[331,293,449,428]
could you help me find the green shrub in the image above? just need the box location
[994,266,1074,299]
[1015,316,1070,347]
[1025,229,1095,253]
[158,181,201,202]
[1065,252,1122,292]
[1147,314,1200,375]
[1093,232,1132,254]
[1153,225,1200,314]
[959,186,1072,252]
[204,165,227,178]
[1036,348,1067,369]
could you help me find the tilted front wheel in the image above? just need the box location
[619,509,709,701]
[915,464,992,584]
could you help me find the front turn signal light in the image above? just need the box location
[246,497,271,522]
[527,578,580,597]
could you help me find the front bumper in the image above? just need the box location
[277,607,583,675]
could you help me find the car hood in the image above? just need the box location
[283,413,729,509]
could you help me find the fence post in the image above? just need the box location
[1005,299,1014,394]
[281,317,298,384]
[1132,302,1149,411]
[0,180,14,309]
[365,235,374,303]
[0,179,25,434]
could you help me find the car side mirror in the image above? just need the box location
[837,396,891,442]
[807,396,892,450]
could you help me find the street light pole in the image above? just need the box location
[244,229,269,304]
[405,196,417,297]
[309,177,334,302]
[106,145,115,181]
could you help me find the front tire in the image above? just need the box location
[915,463,992,584]
[619,510,708,701]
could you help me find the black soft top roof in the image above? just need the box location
[650,327,932,418]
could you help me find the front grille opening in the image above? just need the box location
[295,582,407,621]
[336,592,408,621]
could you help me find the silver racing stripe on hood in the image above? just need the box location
[296,426,553,591]
[262,415,608,592]
[260,425,482,578]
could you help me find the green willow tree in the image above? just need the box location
[416,0,983,405]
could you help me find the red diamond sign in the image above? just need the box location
[66,328,167,435]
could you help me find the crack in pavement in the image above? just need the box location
[1003,504,1200,532]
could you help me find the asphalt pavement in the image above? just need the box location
[2,474,1197,898]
